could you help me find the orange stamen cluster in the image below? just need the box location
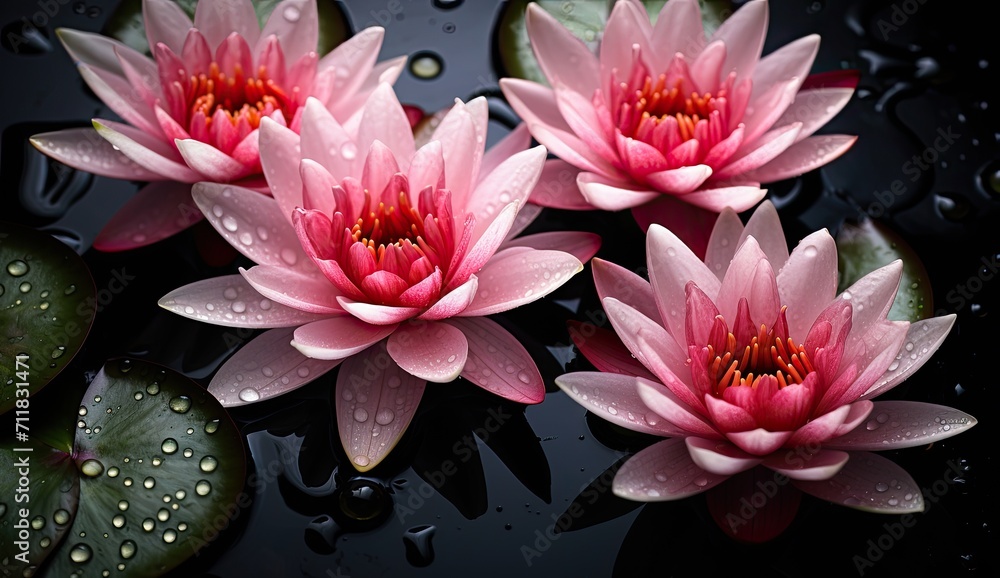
[351,190,431,264]
[707,315,815,397]
[186,63,292,129]
[627,74,724,141]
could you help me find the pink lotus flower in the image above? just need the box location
[557,201,975,513]
[502,0,858,251]
[160,83,600,471]
[30,0,404,251]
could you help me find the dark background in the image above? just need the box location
[1,0,996,576]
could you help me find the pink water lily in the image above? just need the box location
[159,83,600,471]
[502,0,858,252]
[557,201,975,514]
[30,0,404,251]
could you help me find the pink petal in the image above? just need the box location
[467,146,547,231]
[159,275,330,327]
[479,124,532,184]
[738,200,789,270]
[702,124,745,169]
[601,1,653,86]
[92,120,199,181]
[725,429,794,456]
[690,40,727,94]
[685,437,763,476]
[631,195,721,258]
[824,401,976,451]
[704,207,744,281]
[57,28,155,82]
[299,97,357,178]
[358,83,415,165]
[861,315,956,399]
[839,261,904,352]
[240,264,343,314]
[786,401,873,447]
[613,438,729,501]
[529,159,592,209]
[292,317,397,359]
[649,0,705,70]
[407,141,445,200]
[617,135,670,177]
[774,88,855,142]
[300,159,336,214]
[360,141,401,204]
[666,182,767,212]
[94,181,200,251]
[30,128,162,180]
[459,248,583,317]
[191,182,313,273]
[193,0,260,50]
[503,231,601,264]
[750,34,820,101]
[716,122,802,180]
[319,27,385,112]
[143,0,193,53]
[419,277,478,320]
[646,223,722,338]
[775,229,839,342]
[592,258,660,324]
[645,165,713,195]
[556,373,689,437]
[740,79,802,147]
[336,343,425,472]
[259,117,304,226]
[637,379,720,438]
[337,298,421,326]
[386,321,468,383]
[208,327,342,406]
[707,0,768,80]
[703,393,757,432]
[524,3,600,98]
[567,322,657,380]
[745,135,857,183]
[256,0,317,66]
[449,317,545,404]
[577,172,659,211]
[715,236,776,324]
[553,83,619,164]
[508,197,544,240]
[175,138,252,182]
[793,452,925,513]
[427,101,478,201]
[762,448,849,481]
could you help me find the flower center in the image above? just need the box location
[705,308,814,396]
[618,74,726,142]
[351,190,433,265]
[186,63,294,130]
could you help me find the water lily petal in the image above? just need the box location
[449,317,544,404]
[793,452,925,513]
[592,258,660,324]
[194,0,260,50]
[567,322,657,381]
[29,128,162,181]
[209,327,342,406]
[775,229,839,342]
[745,135,857,183]
[646,223,721,338]
[613,438,729,501]
[419,276,478,320]
[159,275,329,327]
[762,448,849,481]
[336,298,421,326]
[94,181,200,251]
[336,343,425,472]
[299,97,357,177]
[143,0,193,54]
[175,138,252,182]
[468,145,546,231]
[645,165,714,195]
[649,0,705,70]
[556,373,688,437]
[291,317,397,359]
[668,181,767,212]
[387,321,468,383]
[861,315,956,399]
[708,0,768,81]
[750,34,819,101]
[503,231,601,264]
[577,172,660,211]
[824,401,977,451]
[738,199,789,271]
[240,265,342,314]
[717,122,802,179]
[637,378,720,438]
[786,401,873,447]
[460,248,582,317]
[358,83,415,165]
[704,207,744,281]
[524,3,599,97]
[259,117,304,226]
[256,0,317,66]
[479,124,532,185]
[725,429,794,456]
[685,437,762,476]
[774,88,855,142]
[92,120,200,181]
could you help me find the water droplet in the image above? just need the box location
[409,52,443,79]
[30,515,45,530]
[195,480,212,496]
[142,518,155,532]
[160,438,177,454]
[183,448,194,458]
[803,245,818,257]
[238,387,260,402]
[875,482,889,492]
[607,406,618,416]
[199,456,219,473]
[296,366,310,378]
[80,459,104,477]
[162,529,177,543]
[354,408,369,422]
[120,539,137,559]
[387,376,402,388]
[842,291,852,300]
[375,409,395,425]
[283,4,301,21]
[54,509,70,525]
[231,301,246,313]
[204,419,220,434]
[223,287,239,300]
[146,382,160,395]
[221,215,238,232]
[69,543,93,563]
[19,282,31,293]
[168,396,191,414]
[340,142,358,160]
[7,260,28,276]
[112,514,126,528]
[238,231,253,245]
[118,499,129,511]
[64,284,76,295]
[143,477,156,489]
[353,455,370,467]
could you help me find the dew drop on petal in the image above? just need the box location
[195,480,212,496]
[120,540,137,559]
[199,456,218,473]
[238,388,260,402]
[168,396,192,414]
[354,408,369,422]
[80,459,104,478]
[375,409,395,425]
[69,543,92,563]
[353,455,370,467]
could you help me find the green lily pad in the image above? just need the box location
[1,222,96,415]
[497,0,733,85]
[105,0,350,56]
[0,359,246,576]
[836,219,933,322]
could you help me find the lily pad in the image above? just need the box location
[0,359,246,576]
[497,0,733,85]
[0,221,96,415]
[836,218,933,322]
[105,0,350,56]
